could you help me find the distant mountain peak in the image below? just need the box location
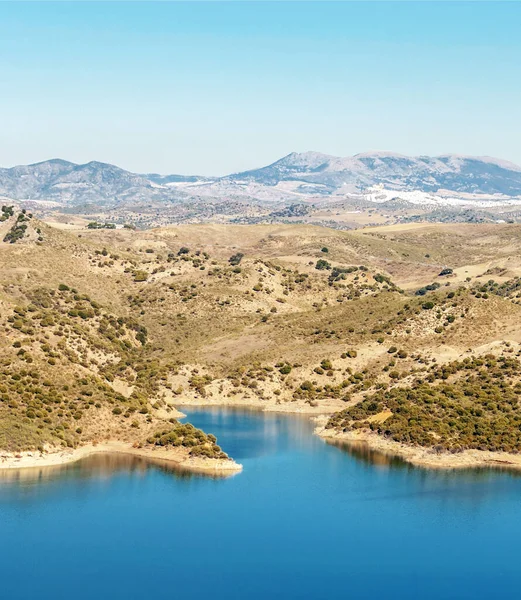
[26,158,77,168]
[353,150,410,159]
[1,151,521,206]
[227,151,521,197]
[281,150,334,160]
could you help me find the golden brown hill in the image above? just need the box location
[3,217,521,467]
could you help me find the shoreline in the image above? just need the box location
[316,425,521,471]
[6,403,521,476]
[174,396,343,416]
[181,401,521,472]
[0,441,242,475]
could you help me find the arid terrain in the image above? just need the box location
[4,205,521,470]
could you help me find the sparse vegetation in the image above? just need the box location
[87,222,116,229]
[3,219,521,467]
[3,211,32,243]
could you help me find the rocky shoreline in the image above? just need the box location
[6,402,521,476]
[316,423,521,471]
[0,441,242,475]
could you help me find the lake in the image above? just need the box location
[1,407,521,599]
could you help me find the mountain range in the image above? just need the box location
[2,151,521,207]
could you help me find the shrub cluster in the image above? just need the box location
[146,422,227,459]
[3,212,32,243]
[327,355,521,453]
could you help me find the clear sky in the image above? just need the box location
[1,1,520,175]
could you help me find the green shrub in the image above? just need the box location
[133,270,148,282]
[315,259,331,271]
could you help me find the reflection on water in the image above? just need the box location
[179,405,316,461]
[329,438,521,479]
[328,439,415,470]
[4,407,521,498]
[0,452,225,497]
[2,406,521,600]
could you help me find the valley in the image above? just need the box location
[4,207,521,471]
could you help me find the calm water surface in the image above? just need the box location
[1,407,521,599]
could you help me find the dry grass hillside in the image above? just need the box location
[3,213,521,460]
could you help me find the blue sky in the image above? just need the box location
[1,1,520,175]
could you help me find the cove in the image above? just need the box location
[1,407,521,599]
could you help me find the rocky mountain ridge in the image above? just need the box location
[2,151,521,207]
[231,151,521,195]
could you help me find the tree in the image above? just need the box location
[315,259,331,271]
[229,252,244,266]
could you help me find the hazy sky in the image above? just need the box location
[1,1,520,175]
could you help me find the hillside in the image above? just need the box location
[3,214,521,469]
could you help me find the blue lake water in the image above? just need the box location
[1,406,521,599]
